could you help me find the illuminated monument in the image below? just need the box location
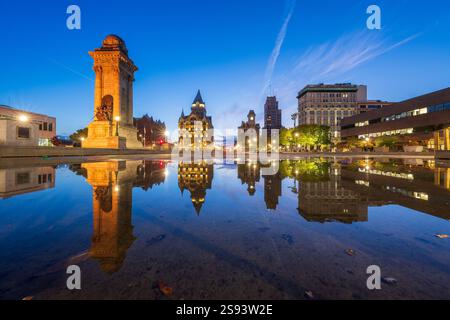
[82,35,141,149]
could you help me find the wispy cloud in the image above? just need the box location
[274,30,422,120]
[261,0,296,99]
[293,31,422,81]
[48,58,93,81]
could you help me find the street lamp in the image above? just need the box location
[18,114,29,122]
[114,116,121,136]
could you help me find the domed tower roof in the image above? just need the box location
[101,34,128,54]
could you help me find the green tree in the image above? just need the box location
[280,128,293,148]
[374,136,398,148]
[70,128,88,142]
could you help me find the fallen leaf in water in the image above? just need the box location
[304,291,314,299]
[22,296,33,300]
[158,281,173,296]
[382,277,398,285]
[345,249,356,256]
[435,234,449,239]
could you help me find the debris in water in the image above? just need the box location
[304,291,314,299]
[146,234,166,245]
[345,249,356,256]
[382,277,398,285]
[158,281,173,296]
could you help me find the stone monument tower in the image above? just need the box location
[82,35,141,149]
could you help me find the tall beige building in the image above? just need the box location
[296,83,362,141]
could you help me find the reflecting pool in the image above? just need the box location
[0,157,449,299]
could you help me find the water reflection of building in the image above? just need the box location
[0,166,55,199]
[237,162,260,195]
[178,161,214,215]
[263,172,282,210]
[134,160,167,190]
[340,161,450,220]
[74,160,167,273]
[297,166,369,223]
[435,166,450,190]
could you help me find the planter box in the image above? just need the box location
[403,145,424,153]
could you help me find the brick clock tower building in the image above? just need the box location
[83,35,141,149]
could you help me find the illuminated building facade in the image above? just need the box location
[238,110,261,151]
[341,87,450,149]
[178,90,214,148]
[297,83,361,141]
[0,105,56,147]
[133,114,166,147]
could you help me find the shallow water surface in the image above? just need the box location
[0,157,449,300]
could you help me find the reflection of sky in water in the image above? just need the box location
[0,159,449,300]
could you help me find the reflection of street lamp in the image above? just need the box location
[114,116,121,136]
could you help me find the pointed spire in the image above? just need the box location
[180,108,185,117]
[192,89,205,105]
[193,201,203,215]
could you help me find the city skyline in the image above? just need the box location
[1,0,450,136]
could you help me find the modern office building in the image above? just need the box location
[340,87,450,149]
[359,100,393,113]
[296,83,361,141]
[264,96,282,130]
[0,105,56,147]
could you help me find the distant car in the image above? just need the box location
[51,136,74,147]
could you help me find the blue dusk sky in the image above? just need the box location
[0,0,449,135]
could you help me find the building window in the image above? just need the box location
[48,123,53,132]
[17,127,30,139]
[43,122,48,131]
[16,172,30,185]
[38,138,52,147]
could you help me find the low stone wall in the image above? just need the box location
[436,151,450,160]
[280,151,435,159]
[0,145,170,158]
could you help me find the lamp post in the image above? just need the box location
[164,130,170,143]
[114,116,121,136]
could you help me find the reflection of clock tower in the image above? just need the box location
[178,161,214,215]
[82,35,141,149]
